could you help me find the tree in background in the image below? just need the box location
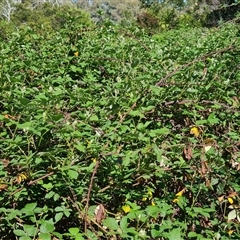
[0,0,239,33]
[0,0,93,39]
[137,0,240,31]
[75,0,141,24]
[0,0,140,27]
[0,0,22,21]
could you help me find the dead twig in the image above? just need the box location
[11,172,54,196]
[121,45,235,124]
[155,46,234,86]
[84,160,100,233]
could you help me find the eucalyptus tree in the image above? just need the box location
[0,0,21,21]
[76,0,141,23]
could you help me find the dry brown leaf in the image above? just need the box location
[1,158,10,168]
[95,204,106,223]
[201,160,209,177]
[0,184,8,191]
[228,191,238,198]
[205,179,211,188]
[183,145,193,160]
[218,195,225,203]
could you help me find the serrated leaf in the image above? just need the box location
[45,191,55,199]
[145,206,159,218]
[150,85,162,95]
[120,216,128,231]
[168,228,182,240]
[55,212,63,222]
[68,169,79,179]
[23,225,37,237]
[188,231,198,237]
[21,203,37,215]
[55,206,63,212]
[69,227,80,235]
[13,229,26,237]
[89,115,99,121]
[38,233,51,240]
[149,128,169,137]
[129,110,144,118]
[141,106,155,112]
[75,144,86,152]
[17,122,32,129]
[40,220,55,233]
[103,217,119,231]
[54,193,60,201]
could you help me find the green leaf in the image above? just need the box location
[141,106,155,112]
[152,143,163,162]
[41,183,53,191]
[7,209,22,220]
[69,227,80,235]
[45,191,55,199]
[53,87,63,95]
[146,206,160,218]
[13,229,26,237]
[63,209,71,217]
[54,193,60,201]
[23,225,37,237]
[21,203,37,215]
[168,228,182,240]
[149,128,170,137]
[24,203,37,211]
[17,122,32,130]
[89,115,99,121]
[55,206,63,212]
[188,232,199,238]
[19,237,31,240]
[102,217,119,231]
[151,227,161,238]
[55,212,63,222]
[150,86,162,95]
[40,220,55,233]
[207,112,219,125]
[74,144,86,152]
[68,169,79,179]
[129,110,144,118]
[120,216,128,231]
[38,233,51,240]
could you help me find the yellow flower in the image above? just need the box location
[228,197,234,205]
[190,126,201,138]
[173,188,186,203]
[173,197,180,203]
[122,205,131,213]
[16,172,28,184]
[74,51,79,57]
[91,158,97,163]
[175,188,186,197]
[147,190,153,199]
[142,190,154,202]
[227,229,234,235]
[151,200,155,206]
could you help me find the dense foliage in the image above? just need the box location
[0,4,240,240]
